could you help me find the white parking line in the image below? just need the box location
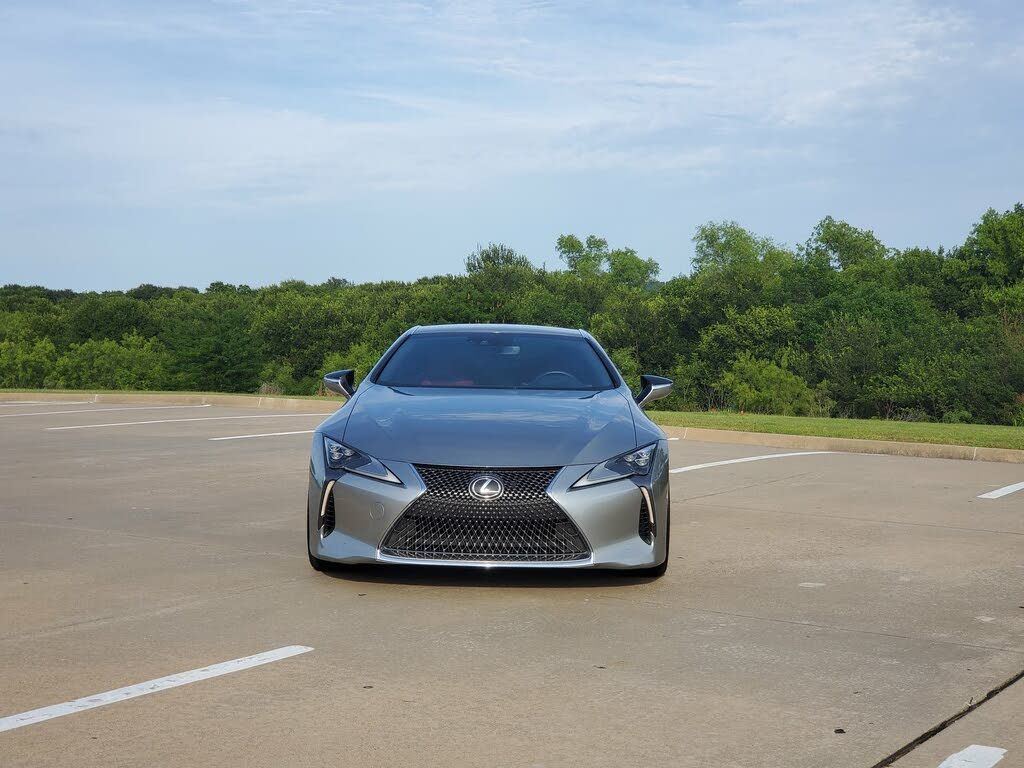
[46,413,326,431]
[937,745,1006,768]
[978,481,1024,500]
[0,645,313,733]
[2,404,212,419]
[669,451,835,474]
[210,430,316,441]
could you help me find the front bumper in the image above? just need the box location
[306,440,670,569]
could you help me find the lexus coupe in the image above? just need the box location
[307,324,673,575]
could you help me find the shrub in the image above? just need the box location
[941,409,973,424]
[716,354,816,416]
[607,347,641,394]
[0,338,58,388]
[257,360,298,395]
[321,342,387,387]
[46,333,171,390]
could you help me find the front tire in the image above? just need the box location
[308,548,328,572]
[306,508,329,572]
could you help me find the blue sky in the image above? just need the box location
[1,0,1022,290]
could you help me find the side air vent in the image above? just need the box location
[320,481,336,537]
[638,487,654,544]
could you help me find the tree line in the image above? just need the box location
[2,204,1023,426]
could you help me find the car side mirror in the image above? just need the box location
[635,374,672,408]
[323,369,356,398]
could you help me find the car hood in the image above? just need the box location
[336,384,637,467]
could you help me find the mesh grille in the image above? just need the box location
[380,465,590,562]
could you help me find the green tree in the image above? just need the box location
[716,355,817,416]
[46,333,171,390]
[0,338,58,387]
[686,222,794,330]
[1,201,1021,425]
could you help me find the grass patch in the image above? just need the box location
[649,411,1024,451]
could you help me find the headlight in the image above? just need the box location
[323,436,401,484]
[572,443,657,488]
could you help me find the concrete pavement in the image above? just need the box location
[0,399,1020,766]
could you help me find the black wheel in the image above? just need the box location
[308,548,329,572]
[306,507,329,572]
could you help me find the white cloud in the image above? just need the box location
[0,0,980,207]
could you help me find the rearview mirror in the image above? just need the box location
[323,369,356,398]
[635,374,672,408]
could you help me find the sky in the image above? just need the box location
[1,0,1022,291]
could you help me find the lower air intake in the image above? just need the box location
[380,465,590,562]
[638,492,654,544]
[320,483,336,537]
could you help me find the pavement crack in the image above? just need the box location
[1,519,305,559]
[679,470,813,503]
[868,665,1024,767]
[595,595,1024,656]
[0,574,316,643]
[688,501,1024,537]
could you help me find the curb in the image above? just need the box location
[660,425,1024,465]
[0,390,341,414]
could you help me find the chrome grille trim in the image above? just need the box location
[319,480,336,538]
[638,484,654,544]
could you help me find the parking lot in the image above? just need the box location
[1,398,1021,767]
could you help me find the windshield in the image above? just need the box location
[375,331,616,390]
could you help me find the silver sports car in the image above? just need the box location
[306,324,674,575]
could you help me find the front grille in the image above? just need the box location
[380,465,590,562]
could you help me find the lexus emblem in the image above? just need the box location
[468,474,505,501]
